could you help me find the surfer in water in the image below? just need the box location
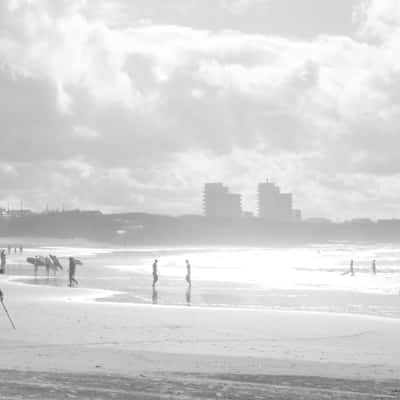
[68,257,79,287]
[343,259,355,276]
[152,259,158,288]
[372,259,377,275]
[185,260,191,288]
[350,259,355,276]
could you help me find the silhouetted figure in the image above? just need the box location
[185,259,191,288]
[68,257,79,287]
[19,245,23,253]
[372,259,377,275]
[152,287,158,304]
[350,260,355,276]
[152,259,158,288]
[33,256,39,275]
[7,245,11,255]
[185,287,191,306]
[49,255,63,271]
[45,256,52,276]
[343,259,354,276]
[0,250,5,274]
[14,247,17,254]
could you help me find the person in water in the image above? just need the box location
[68,257,79,287]
[350,259,355,276]
[185,260,191,288]
[152,259,158,288]
[372,259,377,275]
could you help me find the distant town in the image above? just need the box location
[1,180,400,244]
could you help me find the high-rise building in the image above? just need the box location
[203,183,242,218]
[258,180,296,222]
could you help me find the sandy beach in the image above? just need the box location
[0,242,400,398]
[1,267,400,398]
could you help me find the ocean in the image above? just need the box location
[7,243,400,318]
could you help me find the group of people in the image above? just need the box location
[27,254,81,287]
[7,245,23,254]
[151,259,192,305]
[0,244,23,274]
[152,259,192,288]
[345,259,378,276]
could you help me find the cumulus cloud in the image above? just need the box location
[1,0,400,218]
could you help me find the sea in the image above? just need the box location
[6,243,400,319]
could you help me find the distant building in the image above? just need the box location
[203,183,242,218]
[305,217,332,224]
[5,209,33,218]
[257,180,295,222]
[292,209,302,222]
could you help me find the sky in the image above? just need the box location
[1,0,400,219]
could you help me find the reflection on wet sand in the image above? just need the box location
[185,287,191,306]
[152,288,158,305]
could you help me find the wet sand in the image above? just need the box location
[1,274,400,398]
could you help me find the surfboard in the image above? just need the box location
[26,257,46,266]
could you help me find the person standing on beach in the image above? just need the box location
[372,259,377,275]
[185,260,191,288]
[68,257,79,287]
[0,250,6,274]
[7,245,11,255]
[152,259,158,288]
[350,259,354,276]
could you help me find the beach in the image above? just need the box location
[0,242,400,398]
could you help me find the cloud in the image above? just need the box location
[1,0,400,218]
[355,0,400,40]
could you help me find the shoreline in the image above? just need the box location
[7,275,400,322]
[1,276,400,378]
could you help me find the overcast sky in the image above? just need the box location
[1,0,400,219]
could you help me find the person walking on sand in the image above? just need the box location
[372,259,377,275]
[0,250,6,274]
[185,259,191,288]
[152,259,158,288]
[68,257,79,287]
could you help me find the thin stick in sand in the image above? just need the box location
[1,300,16,330]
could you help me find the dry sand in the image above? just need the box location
[0,275,399,398]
